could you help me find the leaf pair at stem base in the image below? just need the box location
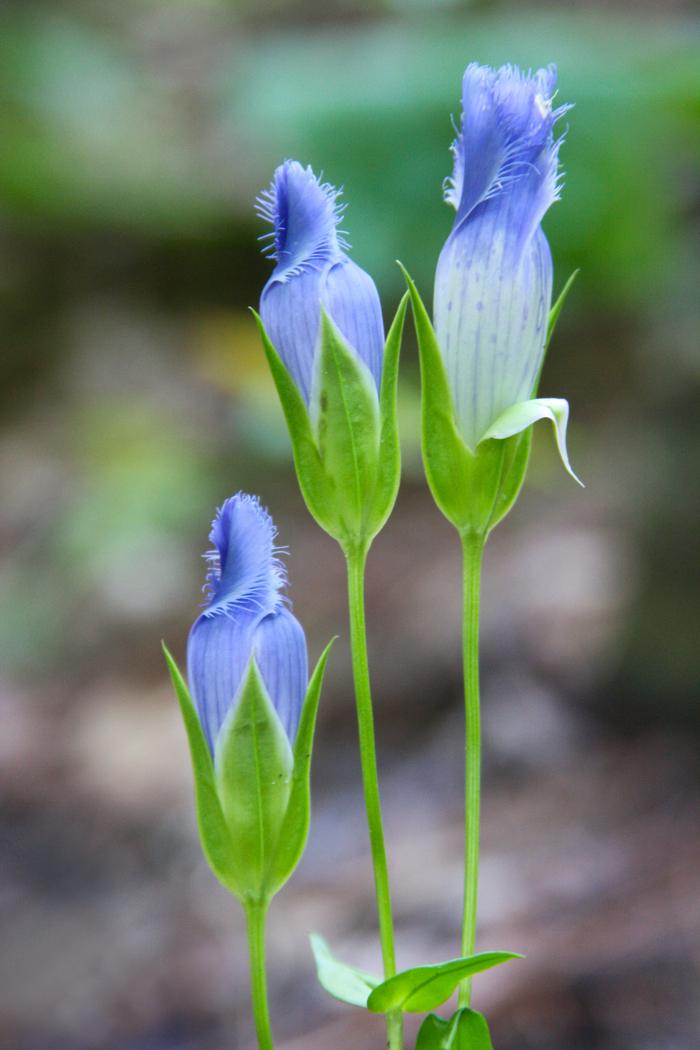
[311,933,521,1014]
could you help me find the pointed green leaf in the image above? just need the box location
[310,934,381,1008]
[369,292,408,534]
[253,310,339,535]
[266,638,335,894]
[162,644,242,897]
[481,397,583,486]
[366,951,522,1014]
[315,310,382,544]
[214,660,294,899]
[416,1008,494,1050]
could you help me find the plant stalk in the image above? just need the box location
[245,901,275,1050]
[346,546,403,1050]
[458,531,485,1008]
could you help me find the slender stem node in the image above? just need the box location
[245,901,275,1050]
[345,545,403,1050]
[458,531,485,1008]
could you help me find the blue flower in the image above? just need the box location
[257,160,384,405]
[434,63,571,450]
[187,493,308,755]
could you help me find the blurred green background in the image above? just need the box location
[1,1,699,1049]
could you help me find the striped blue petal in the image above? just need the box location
[187,492,308,754]
[188,607,258,755]
[323,257,384,391]
[258,160,384,403]
[435,63,569,449]
[252,607,308,742]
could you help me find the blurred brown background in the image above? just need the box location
[1,1,699,1048]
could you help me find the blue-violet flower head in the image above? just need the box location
[434,63,571,449]
[257,160,384,405]
[187,493,308,756]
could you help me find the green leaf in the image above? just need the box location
[214,660,294,900]
[366,951,522,1014]
[481,397,583,486]
[369,292,408,535]
[310,934,381,1008]
[253,309,339,536]
[162,644,243,898]
[416,1008,494,1050]
[315,310,381,546]
[266,639,335,894]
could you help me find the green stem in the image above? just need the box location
[458,531,485,1008]
[346,546,403,1050]
[245,901,275,1050]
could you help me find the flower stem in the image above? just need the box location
[346,546,403,1050]
[245,901,275,1050]
[458,531,485,1008]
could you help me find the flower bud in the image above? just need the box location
[257,160,384,405]
[187,492,308,755]
[434,63,570,450]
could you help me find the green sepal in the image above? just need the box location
[253,309,341,537]
[214,660,294,901]
[366,951,522,1014]
[255,300,407,549]
[165,641,334,905]
[483,427,533,534]
[416,1008,494,1050]
[265,639,335,895]
[482,397,583,486]
[162,644,244,898]
[314,311,382,543]
[310,933,381,1008]
[401,265,525,537]
[545,269,579,354]
[369,292,408,534]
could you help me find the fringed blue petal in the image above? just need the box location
[435,63,568,448]
[204,493,285,620]
[446,63,569,228]
[258,159,384,404]
[252,607,308,742]
[187,492,308,753]
[256,160,346,280]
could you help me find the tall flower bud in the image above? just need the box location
[258,160,384,405]
[164,492,332,902]
[404,62,579,535]
[255,161,408,550]
[435,63,570,451]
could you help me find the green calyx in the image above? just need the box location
[401,265,581,538]
[253,295,407,552]
[163,639,333,903]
